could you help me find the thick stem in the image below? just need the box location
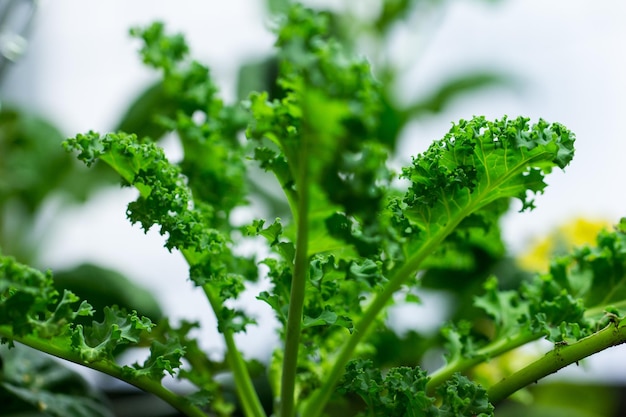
[426,288,626,394]
[279,136,310,417]
[488,321,626,403]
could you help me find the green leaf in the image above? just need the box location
[246,218,285,248]
[519,222,626,340]
[346,259,384,288]
[474,276,527,340]
[130,22,188,72]
[124,337,185,380]
[247,5,388,227]
[217,307,257,334]
[302,307,353,333]
[437,374,494,417]
[63,131,223,252]
[441,320,478,365]
[0,254,78,339]
[72,307,153,363]
[116,82,177,140]
[338,360,438,417]
[565,225,626,310]
[407,72,514,116]
[53,263,162,328]
[396,116,575,263]
[0,344,113,417]
[129,23,251,225]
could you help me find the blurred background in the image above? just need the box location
[1,0,625,415]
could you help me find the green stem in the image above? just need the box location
[426,331,539,393]
[585,301,626,319]
[279,133,311,417]
[488,320,626,403]
[201,285,267,417]
[0,327,208,417]
[426,287,626,394]
[302,165,549,417]
[109,156,266,417]
[302,217,461,417]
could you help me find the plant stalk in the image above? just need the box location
[301,164,549,417]
[488,320,626,403]
[279,132,311,417]
[201,285,267,417]
[426,331,539,393]
[100,133,267,417]
[301,216,461,417]
[0,327,208,417]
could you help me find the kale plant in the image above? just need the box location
[2,4,626,417]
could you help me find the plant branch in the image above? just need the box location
[0,327,208,417]
[66,130,268,417]
[584,301,626,319]
[302,215,461,417]
[488,319,626,404]
[302,159,563,417]
[279,132,311,417]
[111,153,266,417]
[426,330,539,394]
[201,285,267,417]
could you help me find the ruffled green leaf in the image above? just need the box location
[72,307,153,363]
[437,374,494,417]
[398,117,575,245]
[339,360,493,417]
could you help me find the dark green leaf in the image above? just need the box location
[0,345,113,417]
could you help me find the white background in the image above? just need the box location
[2,0,625,381]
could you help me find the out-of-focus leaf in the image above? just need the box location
[53,263,163,327]
[406,72,514,116]
[266,0,291,14]
[116,82,177,141]
[237,58,281,101]
[497,382,617,417]
[374,0,419,33]
[0,344,114,417]
[368,329,431,368]
[0,107,118,262]
[528,382,618,417]
[0,108,72,212]
[0,107,117,211]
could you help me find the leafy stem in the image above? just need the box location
[99,146,267,417]
[488,318,626,403]
[426,301,626,395]
[201,285,267,417]
[585,301,626,319]
[280,128,311,417]
[303,128,573,417]
[426,331,539,393]
[302,219,456,417]
[0,327,207,417]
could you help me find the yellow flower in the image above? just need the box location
[517,218,611,273]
